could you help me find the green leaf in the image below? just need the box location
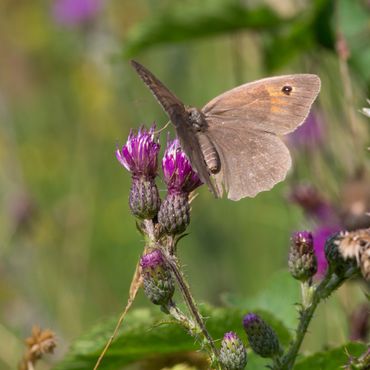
[263,0,335,71]
[223,270,300,330]
[124,2,287,57]
[53,305,291,370]
[294,342,367,370]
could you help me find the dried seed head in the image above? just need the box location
[336,228,370,280]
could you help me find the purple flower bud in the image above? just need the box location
[116,125,160,179]
[288,231,317,281]
[243,313,280,359]
[158,138,201,235]
[219,332,247,370]
[140,249,175,306]
[158,193,190,235]
[162,138,202,194]
[52,0,102,26]
[116,125,161,219]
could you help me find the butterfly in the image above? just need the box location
[131,60,321,201]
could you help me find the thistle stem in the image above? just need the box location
[166,300,197,333]
[278,267,359,370]
[164,251,220,368]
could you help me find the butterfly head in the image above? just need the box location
[187,107,207,132]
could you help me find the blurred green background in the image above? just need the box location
[0,0,369,368]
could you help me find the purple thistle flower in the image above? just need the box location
[313,225,342,277]
[288,111,325,150]
[52,0,102,26]
[140,249,175,306]
[162,138,202,194]
[116,125,160,179]
[140,249,164,269]
[291,230,314,248]
[116,125,160,219]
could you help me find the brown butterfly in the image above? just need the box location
[131,60,321,201]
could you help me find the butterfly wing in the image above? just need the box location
[203,74,321,135]
[131,60,218,196]
[207,126,291,200]
[203,74,320,200]
[131,60,186,121]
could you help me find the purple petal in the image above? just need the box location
[52,0,102,26]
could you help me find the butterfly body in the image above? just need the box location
[131,60,321,201]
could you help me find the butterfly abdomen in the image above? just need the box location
[196,132,220,174]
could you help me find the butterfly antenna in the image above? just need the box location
[154,120,171,135]
[93,262,142,370]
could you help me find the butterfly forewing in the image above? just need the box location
[202,74,321,135]
[131,60,186,123]
[130,60,219,196]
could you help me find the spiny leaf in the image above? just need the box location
[294,342,367,370]
[53,305,291,370]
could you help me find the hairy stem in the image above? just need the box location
[166,300,197,333]
[278,267,359,370]
[164,251,220,368]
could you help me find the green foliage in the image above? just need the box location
[263,0,336,71]
[53,305,291,370]
[223,270,300,329]
[294,342,367,370]
[124,2,287,57]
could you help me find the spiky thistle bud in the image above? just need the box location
[325,232,357,276]
[243,313,280,359]
[116,125,161,219]
[219,332,247,370]
[158,138,202,235]
[288,231,317,281]
[140,249,175,306]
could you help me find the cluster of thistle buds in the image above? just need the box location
[288,229,365,283]
[116,125,290,369]
[116,125,202,235]
[116,125,203,307]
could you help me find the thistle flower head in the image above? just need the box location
[162,138,202,194]
[243,313,280,359]
[116,125,160,179]
[219,331,247,370]
[289,231,317,281]
[325,232,359,277]
[140,249,175,306]
[52,0,102,26]
[140,248,164,269]
[292,231,314,249]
